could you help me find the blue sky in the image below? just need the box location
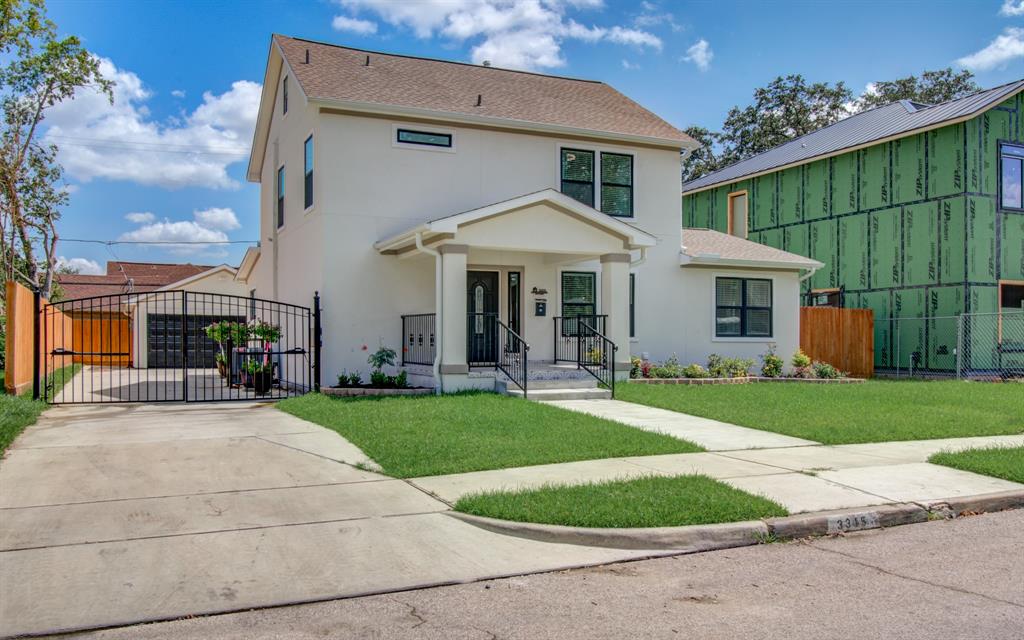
[46,0,1024,274]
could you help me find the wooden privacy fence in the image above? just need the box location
[799,307,874,378]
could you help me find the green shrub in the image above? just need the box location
[791,349,811,369]
[630,357,643,379]
[706,354,725,378]
[396,369,409,388]
[682,364,708,378]
[812,361,842,379]
[349,371,362,385]
[761,349,784,378]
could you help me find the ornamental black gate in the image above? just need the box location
[36,290,321,404]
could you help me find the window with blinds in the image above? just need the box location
[715,277,772,337]
[601,152,633,217]
[560,149,595,207]
[561,271,596,318]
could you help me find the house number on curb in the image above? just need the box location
[826,512,879,534]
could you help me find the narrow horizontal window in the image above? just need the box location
[397,128,452,148]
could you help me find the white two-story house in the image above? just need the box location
[238,35,821,394]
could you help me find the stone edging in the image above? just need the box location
[629,376,865,385]
[323,387,433,397]
[448,489,1024,551]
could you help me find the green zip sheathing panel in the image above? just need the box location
[681,97,1024,370]
[804,159,829,220]
[968,285,999,370]
[903,202,938,287]
[778,165,803,225]
[839,214,869,289]
[870,207,902,289]
[892,134,925,205]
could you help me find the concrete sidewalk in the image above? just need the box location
[0,403,663,638]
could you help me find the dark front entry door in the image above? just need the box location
[467,270,499,364]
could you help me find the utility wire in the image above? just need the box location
[60,238,258,246]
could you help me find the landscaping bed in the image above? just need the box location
[631,376,864,385]
[929,446,1024,484]
[278,392,702,477]
[323,386,432,397]
[631,349,851,383]
[617,380,1024,444]
[454,475,788,528]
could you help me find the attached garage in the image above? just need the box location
[146,313,246,368]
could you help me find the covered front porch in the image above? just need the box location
[374,190,656,394]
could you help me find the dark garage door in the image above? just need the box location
[147,314,245,368]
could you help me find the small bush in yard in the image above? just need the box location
[630,357,643,378]
[708,354,754,378]
[395,370,409,388]
[791,349,813,378]
[812,361,842,379]
[682,364,708,378]
[761,349,784,378]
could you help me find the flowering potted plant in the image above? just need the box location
[243,358,274,395]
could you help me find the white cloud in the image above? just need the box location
[621,59,640,70]
[336,0,661,70]
[193,207,240,231]
[1000,0,1024,16]
[125,211,155,224]
[170,89,186,98]
[56,256,103,275]
[44,58,261,190]
[633,2,682,32]
[682,38,713,71]
[118,207,240,255]
[332,15,378,34]
[957,27,1024,70]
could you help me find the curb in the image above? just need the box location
[450,491,1024,551]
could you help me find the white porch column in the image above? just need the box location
[439,244,468,376]
[601,253,632,376]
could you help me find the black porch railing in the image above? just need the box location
[401,313,436,366]
[553,315,607,363]
[496,319,529,396]
[578,319,617,397]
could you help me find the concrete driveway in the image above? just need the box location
[0,402,657,638]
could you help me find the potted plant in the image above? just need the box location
[244,358,274,395]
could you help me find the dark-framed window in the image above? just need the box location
[600,152,633,217]
[715,277,772,338]
[629,273,635,338]
[282,76,288,115]
[303,135,313,209]
[508,271,521,335]
[561,271,596,335]
[276,165,285,228]
[396,128,452,148]
[560,148,594,207]
[1000,142,1024,211]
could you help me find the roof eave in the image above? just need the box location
[679,253,824,271]
[312,97,694,151]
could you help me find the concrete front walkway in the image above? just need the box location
[0,403,663,638]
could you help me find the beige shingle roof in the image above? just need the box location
[680,228,822,270]
[274,34,693,147]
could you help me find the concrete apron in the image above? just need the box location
[0,403,662,638]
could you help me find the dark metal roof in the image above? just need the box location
[682,79,1024,193]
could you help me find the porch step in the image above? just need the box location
[504,387,612,401]
[496,378,598,392]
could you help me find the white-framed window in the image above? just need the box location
[559,146,634,217]
[1000,142,1024,211]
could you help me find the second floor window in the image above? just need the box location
[282,77,288,115]
[304,135,313,209]
[560,148,595,208]
[1001,143,1023,211]
[276,166,285,228]
[600,152,633,217]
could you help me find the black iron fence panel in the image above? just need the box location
[496,319,529,396]
[553,315,606,363]
[39,290,320,404]
[578,319,617,397]
[401,313,436,366]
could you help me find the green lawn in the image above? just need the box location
[1,364,81,458]
[278,392,702,477]
[455,475,788,528]
[617,381,1024,444]
[929,447,1024,484]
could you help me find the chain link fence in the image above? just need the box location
[885,311,1024,379]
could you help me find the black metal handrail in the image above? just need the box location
[577,319,617,397]
[552,315,607,363]
[496,319,529,396]
[401,313,436,365]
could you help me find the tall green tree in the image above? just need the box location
[854,68,980,112]
[680,126,726,184]
[0,0,111,297]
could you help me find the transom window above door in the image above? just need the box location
[560,148,633,217]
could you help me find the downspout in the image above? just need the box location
[799,265,818,283]
[630,247,647,268]
[415,232,443,394]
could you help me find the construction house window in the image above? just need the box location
[727,191,748,237]
[810,288,841,308]
[1001,143,1024,210]
[303,135,314,209]
[601,152,633,217]
[276,166,285,228]
[629,273,636,337]
[282,76,288,115]
[999,281,1024,345]
[716,277,772,338]
[561,271,596,335]
[560,148,595,207]
[396,128,452,148]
